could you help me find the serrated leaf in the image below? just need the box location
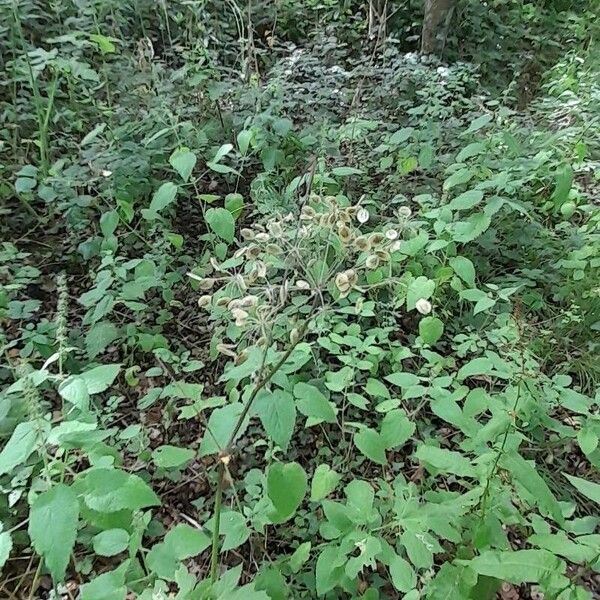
[254,389,296,451]
[468,549,565,583]
[419,316,444,345]
[29,484,79,582]
[406,276,435,310]
[466,113,492,133]
[0,421,38,476]
[267,462,307,524]
[311,464,341,501]
[169,148,197,182]
[443,168,474,190]
[354,428,387,465]
[205,207,235,242]
[86,321,119,359]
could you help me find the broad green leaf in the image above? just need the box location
[332,166,362,176]
[389,554,416,593]
[502,451,563,524]
[345,535,381,578]
[254,389,296,451]
[147,524,210,580]
[289,541,311,573]
[419,316,444,345]
[81,364,121,394]
[86,321,119,359]
[199,402,249,456]
[457,357,494,380]
[448,189,484,211]
[365,378,389,398]
[205,207,235,243]
[468,549,565,583]
[564,473,600,506]
[449,213,491,243]
[427,563,477,600]
[144,182,178,218]
[385,372,420,388]
[457,142,485,162]
[294,382,337,424]
[208,510,250,551]
[212,143,234,163]
[152,445,195,469]
[237,130,253,155]
[77,468,160,512]
[315,545,346,596]
[0,421,38,476]
[93,529,129,557]
[381,409,415,449]
[0,530,12,569]
[449,256,476,287]
[29,484,79,582]
[406,276,435,310]
[169,148,197,182]
[466,113,492,133]
[389,127,414,144]
[80,564,128,600]
[267,462,307,524]
[311,464,341,501]
[354,428,387,465]
[443,168,474,191]
[415,445,475,477]
[401,530,433,569]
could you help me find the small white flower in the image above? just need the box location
[385,229,399,240]
[415,298,432,315]
[437,66,450,78]
[398,206,412,218]
[101,169,112,177]
[357,208,370,224]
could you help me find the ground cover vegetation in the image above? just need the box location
[0,0,599,598]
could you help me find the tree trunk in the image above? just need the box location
[421,0,455,55]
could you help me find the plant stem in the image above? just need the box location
[208,312,314,583]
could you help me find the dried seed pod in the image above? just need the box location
[197,278,215,290]
[255,261,267,278]
[231,308,249,326]
[246,244,261,259]
[216,343,237,358]
[197,295,212,308]
[255,232,270,243]
[337,223,352,244]
[240,228,255,240]
[216,296,232,307]
[240,295,259,308]
[354,235,371,251]
[235,349,249,365]
[266,243,283,255]
[375,249,390,262]
[290,327,301,344]
[368,233,385,245]
[301,206,316,220]
[268,221,283,237]
[345,269,358,287]
[335,272,351,294]
[385,229,399,240]
[366,255,380,269]
[296,279,311,290]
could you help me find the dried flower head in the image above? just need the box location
[398,206,412,218]
[231,308,249,327]
[368,233,384,246]
[301,206,316,220]
[415,298,432,315]
[240,228,255,240]
[337,223,352,244]
[255,232,270,243]
[296,280,311,290]
[354,235,371,251]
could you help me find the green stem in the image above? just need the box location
[209,462,225,583]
